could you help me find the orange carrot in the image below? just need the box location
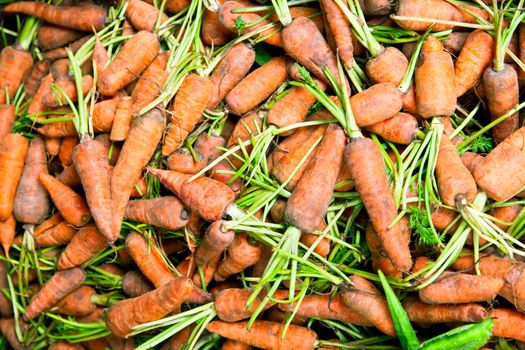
[403,295,488,323]
[167,148,207,174]
[93,34,108,78]
[37,121,77,138]
[164,0,190,13]
[94,132,123,165]
[38,173,91,227]
[57,225,108,270]
[27,73,54,116]
[41,75,93,108]
[320,0,353,68]
[131,51,170,113]
[0,259,12,317]
[207,320,317,350]
[201,8,233,46]
[49,341,86,350]
[37,25,82,50]
[43,35,91,61]
[122,270,154,297]
[460,152,484,175]
[57,165,82,188]
[0,215,15,255]
[23,267,86,320]
[214,288,288,322]
[222,340,252,350]
[54,286,98,317]
[110,96,133,141]
[98,31,160,96]
[490,308,525,341]
[160,325,196,350]
[394,0,464,31]
[365,223,402,278]
[493,205,522,231]
[226,111,264,169]
[0,45,33,104]
[365,112,418,145]
[35,221,78,247]
[0,133,29,221]
[125,0,168,32]
[350,83,403,126]
[0,318,25,350]
[92,97,120,132]
[214,233,262,282]
[0,105,15,142]
[23,59,51,97]
[59,136,79,167]
[106,277,193,337]
[34,213,62,235]
[124,196,190,230]
[162,74,213,155]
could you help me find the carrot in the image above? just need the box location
[125,0,168,32]
[92,97,120,132]
[37,25,82,50]
[436,134,477,207]
[0,45,33,104]
[218,1,282,47]
[366,47,408,87]
[460,152,484,175]
[23,59,50,97]
[124,197,190,230]
[208,43,255,109]
[222,340,252,350]
[0,105,15,141]
[161,325,196,350]
[106,335,136,350]
[226,111,264,169]
[415,35,456,118]
[54,286,98,317]
[167,148,207,174]
[57,225,108,270]
[148,168,235,222]
[49,341,86,350]
[34,213,63,235]
[207,320,317,350]
[23,267,86,320]
[37,121,77,138]
[201,8,233,46]
[403,295,488,323]
[41,75,93,108]
[163,0,190,13]
[0,215,15,255]
[346,83,402,126]
[130,175,148,198]
[394,0,465,31]
[483,63,519,143]
[125,231,175,288]
[346,137,412,272]
[97,31,160,96]
[106,276,192,337]
[491,308,525,341]
[162,74,213,155]
[0,259,12,316]
[214,233,262,282]
[365,223,402,278]
[58,136,78,167]
[278,293,374,326]
[285,124,346,232]
[111,108,165,238]
[27,73,54,116]
[82,338,110,350]
[493,205,522,231]
[366,112,418,145]
[195,220,234,265]
[455,30,494,97]
[35,221,78,247]
[0,134,29,221]
[57,165,82,188]
[122,270,154,297]
[0,318,25,350]
[320,0,353,68]
[93,34,108,78]
[110,96,133,141]
[131,51,169,113]
[43,35,91,61]
[341,275,395,336]
[94,132,123,163]
[214,288,288,322]
[430,206,458,231]
[38,173,91,227]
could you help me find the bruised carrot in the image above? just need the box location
[125,0,168,32]
[148,168,235,222]
[122,270,154,297]
[0,105,15,143]
[490,308,525,342]
[415,35,456,118]
[106,276,193,338]
[98,31,160,96]
[57,225,108,270]
[23,267,86,320]
[41,75,93,108]
[35,221,78,247]
[54,286,98,317]
[167,148,207,174]
[0,215,15,255]
[38,173,91,227]
[207,320,317,350]
[0,45,33,104]
[214,288,288,322]
[214,233,261,282]
[403,296,488,323]
[131,51,170,113]
[124,197,190,230]
[37,25,82,50]
[23,59,51,97]
[0,134,29,221]
[162,74,213,155]
[394,0,464,31]
[321,0,353,68]
[111,108,165,238]
[365,223,402,278]
[59,136,78,167]
[366,112,418,145]
[93,34,108,78]
[455,30,494,97]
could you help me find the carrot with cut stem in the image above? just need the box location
[59,136,79,167]
[57,225,108,270]
[214,233,262,282]
[403,295,488,323]
[35,221,78,247]
[0,215,15,255]
[23,267,86,320]
[98,31,160,96]
[0,105,15,139]
[490,308,525,341]
[320,0,353,68]
[24,59,51,97]
[207,320,317,350]
[37,25,82,50]
[124,197,190,230]
[125,0,168,32]
[106,276,193,338]
[38,172,91,227]
[162,74,213,156]
[122,270,154,297]
[0,134,29,221]
[131,51,169,113]
[110,96,133,141]
[214,288,288,322]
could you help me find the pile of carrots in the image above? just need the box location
[3,0,525,348]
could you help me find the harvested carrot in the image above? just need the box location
[38,173,91,227]
[124,197,190,230]
[214,233,262,282]
[43,35,91,61]
[54,286,98,317]
[490,308,525,341]
[92,97,120,132]
[0,45,33,104]
[161,325,195,350]
[37,121,77,138]
[350,83,403,126]
[365,223,402,278]
[0,215,15,255]
[27,73,54,116]
[394,0,464,31]
[167,148,207,174]
[0,105,15,139]
[222,340,252,350]
[23,267,86,320]
[41,75,93,108]
[106,276,193,337]
[226,111,264,168]
[24,59,50,97]
[35,221,78,247]
[49,341,85,350]
[122,270,154,297]
[110,96,133,141]
[403,296,488,323]
[493,205,522,231]
[0,133,29,221]
[59,136,79,167]
[202,8,232,46]
[93,34,108,78]
[125,0,168,32]
[57,165,82,188]
[214,288,288,322]
[131,51,170,113]
[57,225,108,270]
[37,25,82,50]
[164,0,190,13]
[0,318,25,350]
[321,0,353,68]
[195,220,234,265]
[366,112,418,145]
[34,213,62,236]
[460,152,484,174]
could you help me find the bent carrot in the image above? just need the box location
[403,296,488,323]
[124,197,190,230]
[0,134,29,221]
[131,51,170,113]
[214,233,262,282]
[57,225,108,270]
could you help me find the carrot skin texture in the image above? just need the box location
[214,288,288,322]
[38,173,91,227]
[365,223,402,278]
[321,0,353,68]
[403,296,488,323]
[23,59,51,97]
[110,96,133,141]
[131,51,170,113]
[207,320,317,350]
[125,0,168,32]
[195,220,234,266]
[0,46,33,104]
[0,134,29,221]
[490,308,525,342]
[267,84,320,130]
[59,136,79,167]
[214,233,262,282]
[166,148,207,174]
[124,197,190,230]
[366,46,408,86]
[98,31,160,96]
[122,270,154,297]
[285,124,346,232]
[35,221,78,247]
[111,108,165,238]
[395,0,464,31]
[54,286,97,317]
[365,112,418,145]
[350,83,402,126]
[222,340,252,350]
[106,277,193,338]
[0,105,15,138]
[23,267,86,320]
[41,75,93,108]
[37,25,82,50]
[201,9,232,47]
[461,152,484,174]
[58,226,108,270]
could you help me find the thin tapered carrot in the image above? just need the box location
[167,148,207,174]
[13,137,49,224]
[214,288,288,322]
[37,25,82,50]
[148,168,235,222]
[0,105,15,139]
[98,31,160,96]
[93,34,108,79]
[394,0,465,31]
[403,296,488,324]
[455,30,494,97]
[365,223,402,278]
[106,276,193,338]
[24,59,51,97]
[43,35,91,61]
[131,51,170,113]
[57,225,108,270]
[125,0,168,32]
[491,308,525,341]
[34,213,62,235]
[0,215,15,255]
[207,320,317,350]
[38,172,91,227]
[214,233,262,282]
[41,75,93,108]
[162,74,213,155]
[59,136,79,167]
[124,196,190,230]
[54,286,98,317]
[122,270,154,297]
[23,267,86,320]
[321,0,353,68]
[366,112,418,145]
[111,108,165,238]
[110,96,133,141]
[0,134,29,221]
[35,221,78,247]
[0,45,33,104]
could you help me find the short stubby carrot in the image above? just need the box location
[106,277,193,338]
[98,31,160,96]
[57,225,108,270]
[124,196,190,231]
[0,105,15,143]
[350,83,402,127]
[23,267,86,320]
[131,51,170,113]
[0,134,29,221]
[403,296,488,324]
[214,233,262,282]
[0,45,33,104]
[366,46,408,86]
[214,288,288,322]
[125,0,168,32]
[366,112,418,145]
